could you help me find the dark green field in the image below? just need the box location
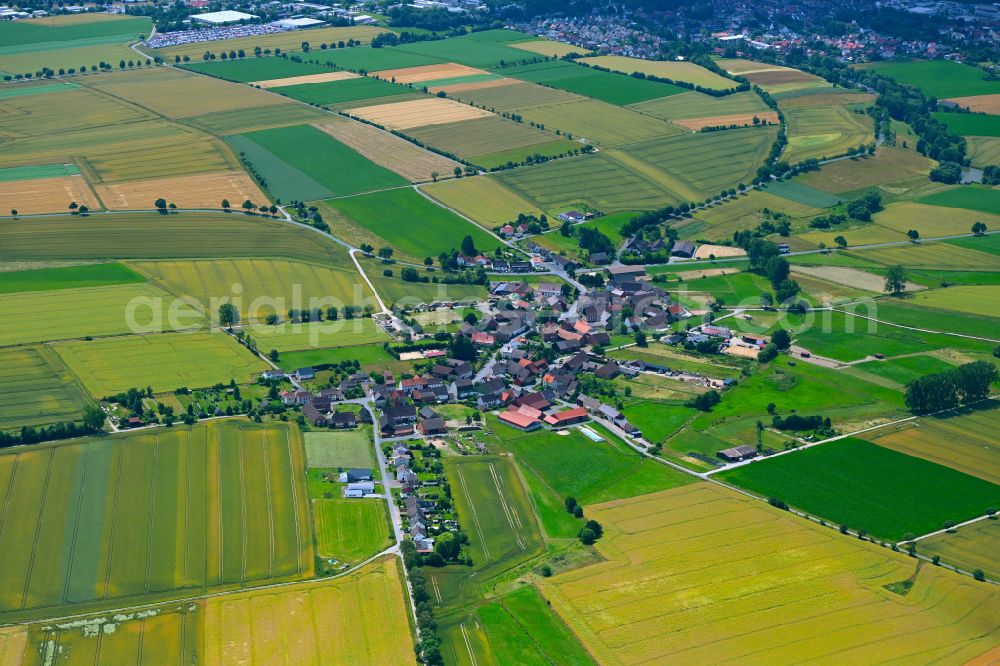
[182,57,332,82]
[0,15,151,46]
[228,124,407,201]
[932,112,1000,138]
[919,186,1000,216]
[718,437,1000,540]
[273,76,414,105]
[0,263,145,294]
[859,60,1000,99]
[500,59,686,105]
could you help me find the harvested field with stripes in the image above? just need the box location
[542,483,1000,665]
[96,171,267,210]
[372,62,487,84]
[53,332,268,396]
[0,346,92,431]
[0,174,100,215]
[130,258,372,322]
[252,70,357,88]
[672,111,779,131]
[946,94,1000,114]
[349,97,493,130]
[0,420,312,624]
[317,121,461,183]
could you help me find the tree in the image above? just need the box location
[564,496,577,514]
[635,331,648,347]
[971,221,987,235]
[760,292,773,308]
[772,328,791,350]
[78,205,89,216]
[453,166,462,178]
[884,265,908,295]
[584,520,603,538]
[10,209,17,218]
[434,532,461,560]
[448,334,476,362]
[377,247,393,261]
[218,303,238,327]
[764,256,790,288]
[460,234,477,257]
[431,171,439,182]
[907,229,920,241]
[834,235,848,248]
[82,404,105,431]
[69,201,78,214]
[154,197,167,213]
[463,312,478,325]
[221,199,230,211]
[973,569,986,582]
[954,360,998,403]
[686,390,721,412]
[579,527,597,545]
[242,199,254,213]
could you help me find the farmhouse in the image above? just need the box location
[671,240,697,258]
[345,481,375,498]
[606,265,647,284]
[718,445,758,462]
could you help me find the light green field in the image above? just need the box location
[0,346,92,431]
[967,136,1000,168]
[797,146,934,194]
[871,202,1000,239]
[783,104,873,163]
[313,499,391,563]
[187,103,332,136]
[855,242,1000,271]
[502,98,681,146]
[581,55,734,89]
[357,257,487,307]
[422,175,541,227]
[405,116,577,167]
[0,420,312,624]
[629,90,769,121]
[689,189,822,241]
[0,163,79,182]
[53,332,268,396]
[920,519,998,580]
[0,282,197,346]
[130,258,371,323]
[249,318,388,353]
[303,429,375,469]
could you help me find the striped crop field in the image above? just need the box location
[0,346,92,431]
[53,332,268,396]
[0,420,312,624]
[542,483,1000,665]
[313,499,392,563]
[130,258,373,323]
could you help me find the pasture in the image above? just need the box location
[273,75,415,106]
[0,282,191,347]
[932,111,1000,138]
[248,318,389,353]
[497,153,677,213]
[202,556,413,665]
[0,346,92,431]
[130,258,372,322]
[313,499,391,562]
[53,332,268,396]
[0,420,312,623]
[500,59,687,105]
[580,55,734,89]
[96,170,267,210]
[868,400,1000,486]
[406,116,577,168]
[303,429,376,469]
[541,483,1000,665]
[324,187,502,261]
[149,25,387,60]
[857,59,1000,99]
[718,437,1000,540]
[422,175,541,227]
[0,213,354,265]
[782,103,873,163]
[228,124,406,201]
[920,519,998,580]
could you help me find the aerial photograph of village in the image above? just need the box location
[0,0,997,662]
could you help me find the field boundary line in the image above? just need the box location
[20,447,56,610]
[832,306,1000,343]
[61,442,92,604]
[488,463,525,549]
[214,425,225,584]
[0,455,21,560]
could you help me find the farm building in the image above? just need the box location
[190,10,257,24]
[499,405,543,431]
[345,481,375,498]
[718,445,758,462]
[671,240,697,258]
[543,407,589,427]
[339,469,372,483]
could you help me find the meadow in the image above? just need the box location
[858,59,1000,99]
[313,499,392,562]
[277,343,409,374]
[867,400,1000,486]
[303,429,376,469]
[687,189,822,240]
[932,111,1000,138]
[0,420,312,623]
[248,317,388,353]
[318,120,461,182]
[358,258,487,307]
[762,179,842,207]
[325,187,503,261]
[149,25,387,60]
[920,519,998,580]
[0,213,354,266]
[0,346,92,431]
[422,175,541,227]
[500,59,687,105]
[53,332,268,396]
[919,186,1000,215]
[906,284,1000,317]
[580,55,734,89]
[0,282,190,346]
[718,437,1000,540]
[131,258,372,322]
[541,483,1000,664]
[201,556,413,665]
[228,124,407,201]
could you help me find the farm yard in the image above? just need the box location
[52,332,268,396]
[542,483,1000,665]
[0,420,311,623]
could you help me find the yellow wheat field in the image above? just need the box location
[541,483,1000,665]
[0,175,100,215]
[253,70,359,88]
[203,556,414,665]
[96,170,267,210]
[372,62,487,84]
[349,97,493,130]
[945,94,1000,114]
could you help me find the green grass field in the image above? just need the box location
[854,354,958,387]
[53,332,268,396]
[621,402,697,444]
[273,76,415,106]
[0,420,312,623]
[763,179,843,207]
[228,124,407,201]
[0,162,80,182]
[629,89,770,121]
[0,82,79,100]
[581,55,734,90]
[932,112,1000,138]
[0,346,93,431]
[0,14,150,47]
[782,103,873,163]
[388,32,540,68]
[324,187,502,261]
[918,185,1000,216]
[858,59,1000,99]
[405,116,577,168]
[303,429,376,469]
[718,437,1000,540]
[0,263,144,294]
[248,317,388,353]
[313,499,391,562]
[499,59,686,105]
[182,57,332,82]
[277,343,408,374]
